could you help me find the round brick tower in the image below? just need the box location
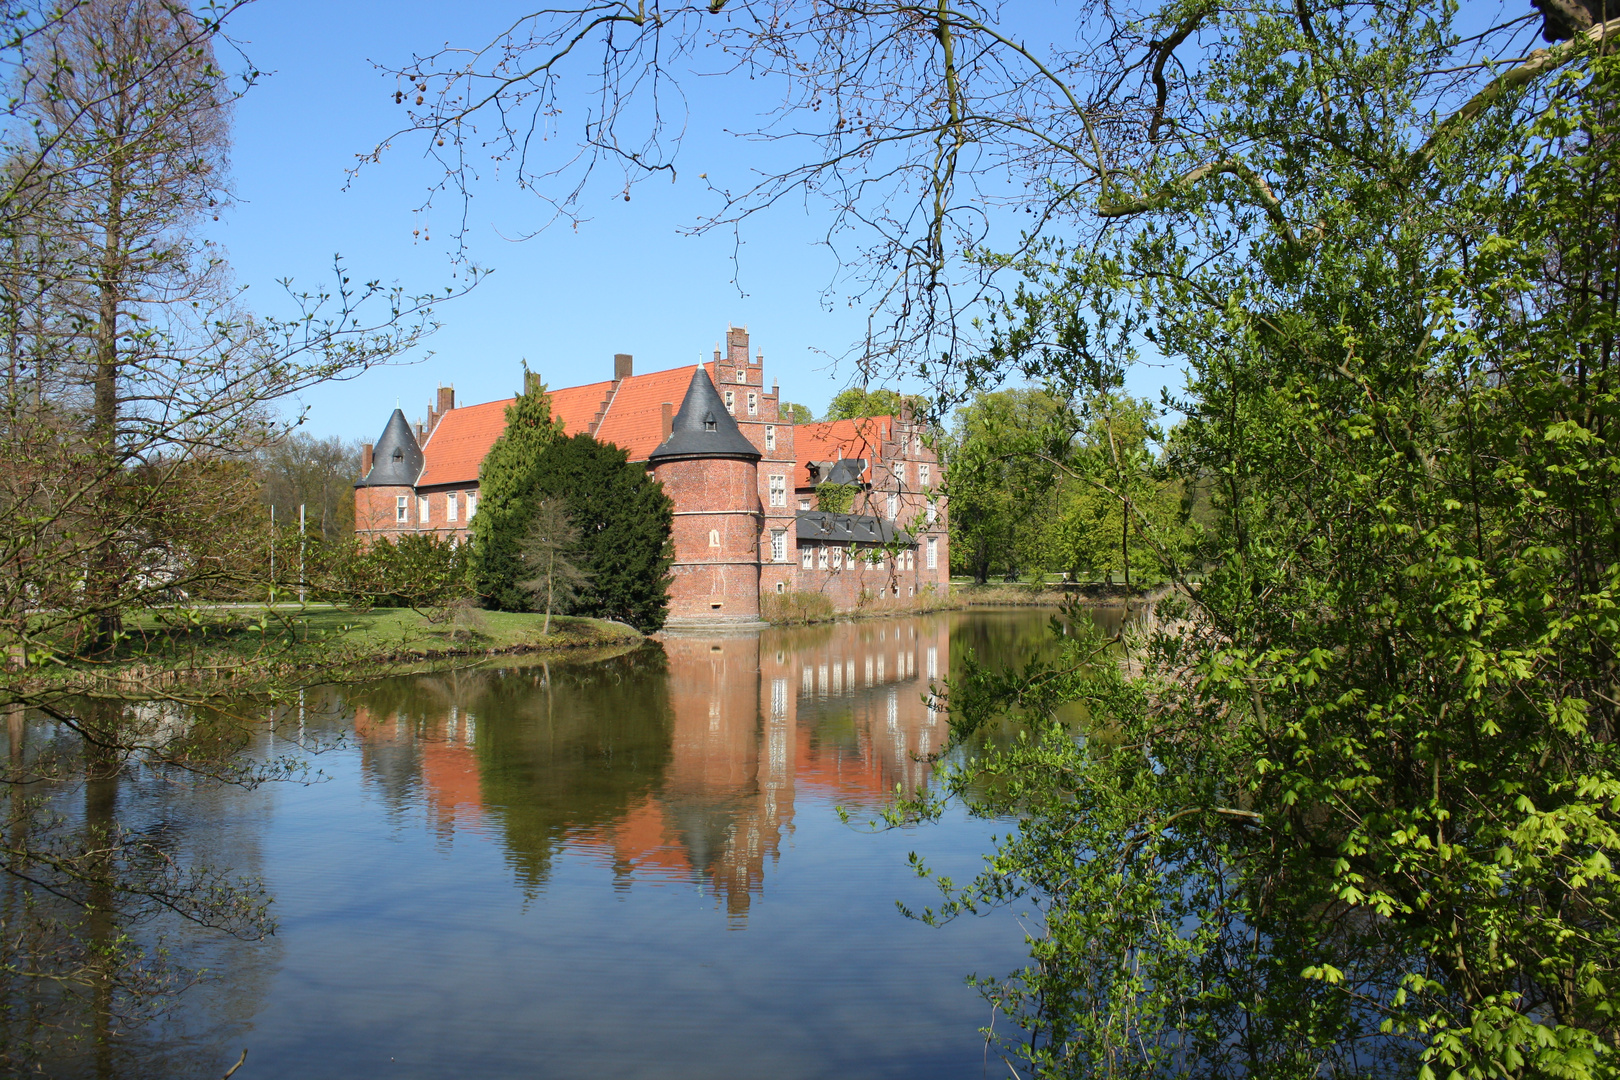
[353,408,423,541]
[648,367,764,627]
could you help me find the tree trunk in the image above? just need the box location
[544,548,554,635]
[86,151,127,658]
[1122,496,1131,591]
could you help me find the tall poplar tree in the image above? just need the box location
[469,371,563,611]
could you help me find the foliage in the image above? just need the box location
[824,387,903,420]
[517,498,590,633]
[529,434,674,633]
[333,533,472,613]
[469,372,563,611]
[905,11,1620,1080]
[943,389,1185,585]
[815,482,859,513]
[778,400,814,425]
[941,389,1073,583]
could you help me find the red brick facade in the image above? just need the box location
[354,327,949,623]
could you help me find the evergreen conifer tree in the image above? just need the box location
[470,371,562,611]
[531,433,673,632]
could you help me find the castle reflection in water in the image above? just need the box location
[347,615,952,918]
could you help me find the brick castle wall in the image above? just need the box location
[654,456,763,623]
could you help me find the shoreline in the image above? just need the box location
[758,582,1172,626]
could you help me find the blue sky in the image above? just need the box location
[216,1,918,444]
[213,2,1218,445]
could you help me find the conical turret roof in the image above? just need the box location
[647,367,761,463]
[355,408,424,487]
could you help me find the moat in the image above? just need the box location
[43,607,1118,1079]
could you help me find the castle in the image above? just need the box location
[353,328,948,626]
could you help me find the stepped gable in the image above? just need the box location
[794,416,894,486]
[356,409,423,487]
[647,367,761,463]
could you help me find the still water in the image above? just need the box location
[64,607,1114,1079]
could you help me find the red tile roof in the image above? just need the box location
[794,416,896,487]
[596,364,703,461]
[415,366,707,487]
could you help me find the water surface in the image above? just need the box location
[48,607,1110,1078]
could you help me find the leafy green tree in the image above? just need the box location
[815,482,858,513]
[942,389,1075,583]
[1044,396,1184,587]
[908,11,1620,1080]
[469,372,562,611]
[824,386,902,420]
[517,498,590,633]
[778,401,814,425]
[332,532,471,613]
[530,433,673,632]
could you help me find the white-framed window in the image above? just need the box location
[818,546,829,570]
[417,495,429,523]
[765,425,776,452]
[748,391,758,416]
[906,550,914,570]
[724,390,735,413]
[919,462,931,487]
[831,548,843,570]
[801,546,814,569]
[769,474,786,507]
[446,492,458,522]
[925,501,938,525]
[798,498,811,511]
[396,496,408,523]
[466,492,477,518]
[776,581,786,593]
[927,536,938,569]
[771,530,786,562]
[900,433,910,454]
[886,492,898,519]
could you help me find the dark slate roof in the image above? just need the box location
[646,368,761,463]
[795,510,914,546]
[807,458,868,487]
[355,408,424,488]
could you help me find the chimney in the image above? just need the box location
[660,402,674,441]
[438,385,455,415]
[361,443,374,476]
[614,353,633,381]
[525,371,543,396]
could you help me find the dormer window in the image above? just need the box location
[391,448,404,462]
[703,411,718,432]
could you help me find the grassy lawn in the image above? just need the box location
[57,605,645,683]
